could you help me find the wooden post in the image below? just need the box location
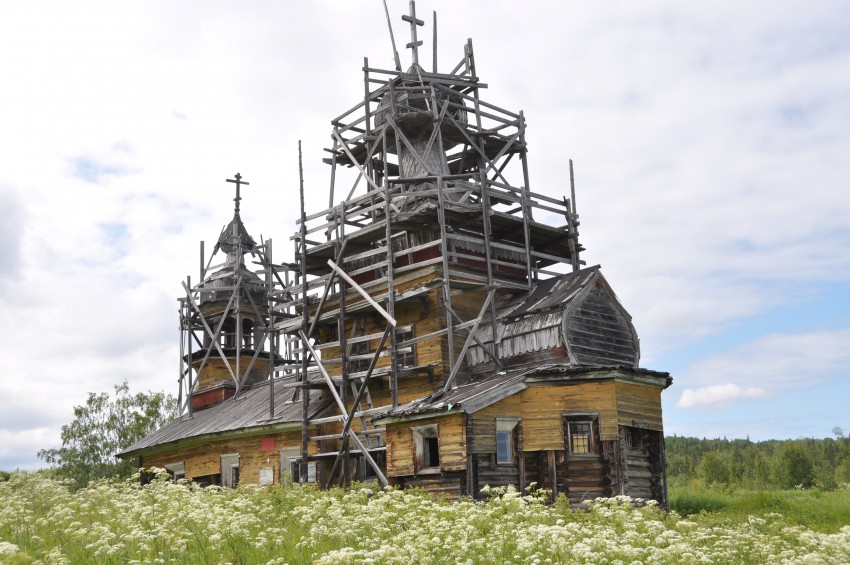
[436,183,454,377]
[267,238,275,421]
[518,423,526,494]
[660,432,669,510]
[298,140,310,482]
[549,450,558,502]
[617,427,628,496]
[337,224,350,488]
[568,159,580,272]
[465,415,474,497]
[384,158,399,408]
[432,11,437,73]
[518,112,534,286]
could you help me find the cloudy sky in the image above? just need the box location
[1,1,848,471]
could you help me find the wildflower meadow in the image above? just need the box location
[1,472,849,564]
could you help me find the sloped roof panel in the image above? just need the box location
[118,380,326,457]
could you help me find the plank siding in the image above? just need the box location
[567,282,638,367]
[476,456,520,491]
[385,414,466,477]
[615,381,664,431]
[394,472,465,500]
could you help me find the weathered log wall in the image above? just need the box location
[385,414,466,477]
[142,429,305,484]
[566,281,638,367]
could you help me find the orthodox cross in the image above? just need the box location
[402,0,424,66]
[226,173,249,214]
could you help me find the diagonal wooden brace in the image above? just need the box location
[443,288,497,391]
[300,331,389,486]
[327,259,397,327]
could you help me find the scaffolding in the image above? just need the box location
[177,174,303,422]
[267,2,584,489]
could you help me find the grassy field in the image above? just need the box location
[669,482,850,534]
[1,471,849,564]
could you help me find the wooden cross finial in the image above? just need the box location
[401,0,424,66]
[226,173,250,214]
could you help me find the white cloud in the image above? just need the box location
[675,329,850,411]
[677,384,772,411]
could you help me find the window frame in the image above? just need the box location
[220,453,240,488]
[394,324,416,369]
[627,427,644,450]
[412,424,440,474]
[164,461,185,482]
[563,412,599,456]
[279,446,300,483]
[495,418,520,464]
[347,326,371,374]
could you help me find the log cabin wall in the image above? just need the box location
[142,429,307,485]
[461,378,666,504]
[618,427,666,502]
[194,358,274,392]
[615,381,665,431]
[440,285,490,386]
[385,414,466,478]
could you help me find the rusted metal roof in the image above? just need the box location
[117,379,328,458]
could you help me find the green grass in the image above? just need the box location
[670,483,850,533]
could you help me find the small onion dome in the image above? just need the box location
[218,213,256,255]
[199,213,266,306]
[373,63,467,146]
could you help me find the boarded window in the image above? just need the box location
[348,328,371,374]
[280,446,316,483]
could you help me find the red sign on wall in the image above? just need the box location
[261,438,275,451]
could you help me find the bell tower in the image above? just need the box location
[177,174,278,414]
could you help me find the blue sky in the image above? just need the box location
[0,1,848,471]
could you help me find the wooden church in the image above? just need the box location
[119,2,672,506]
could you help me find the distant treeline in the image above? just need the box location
[665,428,850,490]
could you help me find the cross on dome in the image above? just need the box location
[401,0,424,66]
[225,173,250,214]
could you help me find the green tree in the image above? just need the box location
[775,443,815,489]
[38,380,176,488]
[699,451,732,486]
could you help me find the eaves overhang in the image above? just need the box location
[116,420,310,460]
